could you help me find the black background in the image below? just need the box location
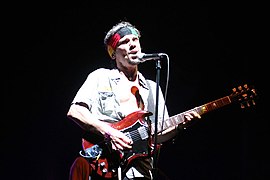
[5,0,268,179]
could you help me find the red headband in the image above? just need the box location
[107,26,139,58]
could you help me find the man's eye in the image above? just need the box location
[118,40,128,46]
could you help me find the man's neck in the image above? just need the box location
[119,68,138,81]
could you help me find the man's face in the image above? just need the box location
[114,34,142,67]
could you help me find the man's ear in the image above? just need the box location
[111,52,116,59]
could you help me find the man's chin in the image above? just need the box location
[128,59,141,65]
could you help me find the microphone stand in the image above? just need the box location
[152,59,161,180]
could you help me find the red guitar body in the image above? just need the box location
[81,110,154,178]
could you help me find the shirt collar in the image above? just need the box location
[109,69,149,90]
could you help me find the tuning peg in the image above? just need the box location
[232,83,257,108]
[251,88,257,96]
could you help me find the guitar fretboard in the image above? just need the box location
[151,96,232,134]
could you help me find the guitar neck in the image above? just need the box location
[153,95,232,134]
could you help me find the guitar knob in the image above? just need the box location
[99,162,106,169]
[102,168,108,174]
[100,162,105,167]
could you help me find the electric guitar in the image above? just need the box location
[80,84,257,178]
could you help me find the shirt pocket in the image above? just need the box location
[98,91,116,114]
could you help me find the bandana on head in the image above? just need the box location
[107,26,139,58]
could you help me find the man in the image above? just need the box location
[67,21,201,180]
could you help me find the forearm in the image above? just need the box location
[155,126,179,143]
[67,104,110,135]
[67,104,133,150]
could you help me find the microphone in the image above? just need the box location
[137,53,166,62]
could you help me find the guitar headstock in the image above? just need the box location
[231,84,258,108]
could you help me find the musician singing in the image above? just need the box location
[67,21,201,180]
